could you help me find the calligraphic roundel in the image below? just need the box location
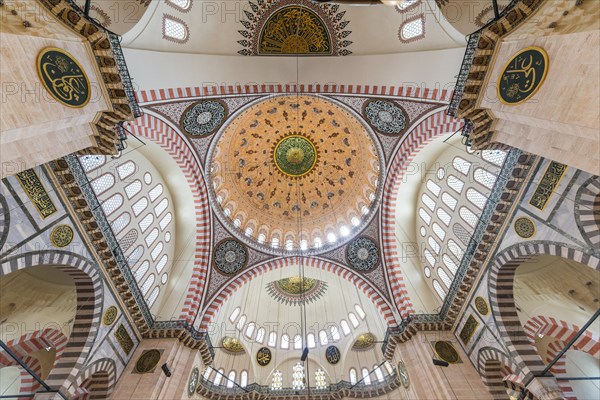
[497,46,548,105]
[37,47,91,108]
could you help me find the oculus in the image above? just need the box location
[363,100,407,134]
[134,349,162,374]
[265,276,328,306]
[256,347,272,366]
[37,47,90,108]
[222,337,245,354]
[102,305,118,326]
[181,100,227,137]
[352,333,376,350]
[273,135,318,178]
[214,239,248,275]
[188,366,200,396]
[474,296,489,316]
[346,237,379,271]
[433,341,461,364]
[514,217,536,239]
[498,46,548,105]
[325,345,341,365]
[238,0,352,56]
[208,94,382,254]
[50,225,74,248]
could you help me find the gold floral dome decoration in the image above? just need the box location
[222,337,245,354]
[209,94,382,253]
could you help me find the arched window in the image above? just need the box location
[149,184,164,202]
[433,280,446,299]
[117,161,136,180]
[399,15,425,42]
[355,304,366,319]
[91,173,114,195]
[111,212,131,235]
[141,274,155,295]
[139,213,154,233]
[132,197,148,217]
[127,245,144,267]
[452,157,472,175]
[467,188,487,210]
[424,266,431,277]
[271,370,283,390]
[148,286,160,307]
[330,326,340,341]
[268,331,277,347]
[340,320,351,335]
[240,370,248,388]
[427,180,441,197]
[166,0,191,11]
[374,365,384,382]
[161,273,168,284]
[349,313,359,328]
[438,267,452,288]
[481,150,507,166]
[229,307,241,323]
[118,229,138,253]
[256,327,266,343]
[307,333,316,348]
[292,363,305,390]
[125,180,142,199]
[203,367,213,380]
[102,193,123,217]
[150,241,163,261]
[422,193,435,211]
[419,208,432,225]
[245,322,256,339]
[443,254,458,274]
[156,254,168,273]
[145,228,159,247]
[349,368,357,384]
[452,223,472,246]
[214,369,223,385]
[424,249,436,267]
[154,198,169,217]
[448,240,464,260]
[159,212,172,231]
[319,330,328,346]
[227,371,235,388]
[384,361,394,374]
[459,207,479,228]
[474,168,497,189]
[437,208,451,226]
[236,315,246,331]
[281,334,290,349]
[428,236,441,254]
[447,175,465,194]
[315,369,327,389]
[362,368,372,385]
[432,222,446,241]
[293,334,302,349]
[134,260,149,281]
[79,155,106,172]
[396,0,419,11]
[162,15,189,44]
[442,192,457,210]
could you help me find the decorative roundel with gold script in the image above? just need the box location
[50,224,74,248]
[187,366,200,397]
[325,346,341,365]
[256,347,272,366]
[474,296,490,316]
[433,341,461,364]
[498,46,548,105]
[37,47,90,108]
[134,349,162,374]
[102,306,118,326]
[514,217,536,239]
[397,359,410,389]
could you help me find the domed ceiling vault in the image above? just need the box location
[144,89,450,321]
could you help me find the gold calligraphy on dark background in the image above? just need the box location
[459,314,479,345]
[37,47,90,108]
[114,324,134,355]
[529,161,568,210]
[16,169,57,219]
[259,6,331,55]
[498,47,548,105]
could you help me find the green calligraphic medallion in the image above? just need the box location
[498,46,548,105]
[256,347,272,366]
[273,135,318,177]
[37,47,90,108]
[188,366,200,397]
[397,359,410,389]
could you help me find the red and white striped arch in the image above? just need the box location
[127,113,211,323]
[380,109,464,318]
[523,315,600,357]
[198,257,397,330]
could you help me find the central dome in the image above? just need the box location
[208,94,382,253]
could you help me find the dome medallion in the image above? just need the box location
[207,94,384,254]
